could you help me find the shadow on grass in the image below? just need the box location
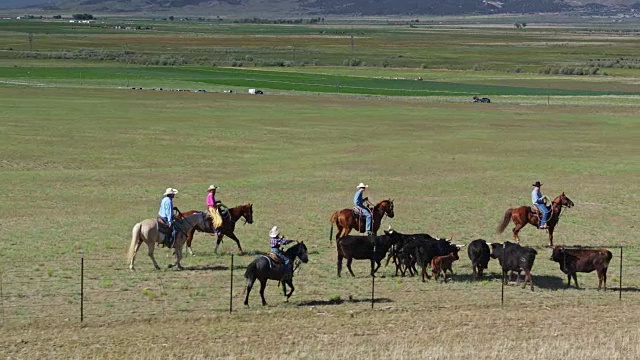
[296,297,392,307]
[183,264,247,271]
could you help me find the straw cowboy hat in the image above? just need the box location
[532,181,543,187]
[269,226,280,238]
[207,184,219,191]
[163,187,178,196]
[357,183,369,189]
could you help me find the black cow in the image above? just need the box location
[337,230,403,277]
[550,246,613,290]
[467,239,491,279]
[391,233,463,282]
[490,241,537,291]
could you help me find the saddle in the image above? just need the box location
[529,205,551,229]
[156,217,172,235]
[266,252,283,264]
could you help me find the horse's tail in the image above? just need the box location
[329,211,340,242]
[244,259,257,280]
[128,222,142,264]
[497,209,513,234]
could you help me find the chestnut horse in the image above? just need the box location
[497,192,574,247]
[176,203,253,255]
[329,199,395,241]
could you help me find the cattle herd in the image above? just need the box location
[336,229,613,291]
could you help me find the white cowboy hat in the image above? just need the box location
[207,184,219,191]
[269,226,280,238]
[357,183,369,189]
[163,187,178,196]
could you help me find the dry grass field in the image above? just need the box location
[0,84,638,359]
[1,17,639,359]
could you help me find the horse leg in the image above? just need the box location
[346,257,356,277]
[147,241,161,270]
[259,278,268,306]
[286,280,295,300]
[214,234,224,254]
[335,224,343,241]
[337,253,343,277]
[548,226,555,247]
[225,232,244,255]
[175,245,184,270]
[130,239,144,271]
[512,222,526,242]
[186,228,196,256]
[244,277,255,306]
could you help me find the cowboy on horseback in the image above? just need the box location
[531,181,549,229]
[354,183,373,235]
[206,184,223,235]
[269,226,294,275]
[158,187,178,247]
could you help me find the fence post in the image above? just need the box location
[619,246,622,301]
[1,270,4,325]
[371,240,376,309]
[501,243,505,306]
[80,252,84,323]
[229,254,234,313]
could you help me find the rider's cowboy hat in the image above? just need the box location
[269,226,280,238]
[163,188,178,196]
[207,184,219,191]
[357,183,369,189]
[532,181,543,187]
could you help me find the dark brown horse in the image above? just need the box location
[177,203,253,255]
[497,193,574,247]
[329,199,395,241]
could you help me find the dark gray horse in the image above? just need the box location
[244,242,309,306]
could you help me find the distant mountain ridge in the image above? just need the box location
[3,0,639,16]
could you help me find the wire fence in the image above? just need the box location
[1,245,639,326]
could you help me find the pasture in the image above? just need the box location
[0,17,639,359]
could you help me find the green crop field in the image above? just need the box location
[0,16,639,359]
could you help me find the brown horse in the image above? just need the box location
[329,199,395,241]
[176,203,253,255]
[497,192,574,247]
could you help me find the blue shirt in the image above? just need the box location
[354,189,365,207]
[158,196,174,225]
[532,188,544,204]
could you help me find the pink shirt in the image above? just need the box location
[206,192,216,207]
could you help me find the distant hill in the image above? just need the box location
[2,0,639,16]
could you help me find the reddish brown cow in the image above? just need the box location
[550,246,613,290]
[431,251,459,283]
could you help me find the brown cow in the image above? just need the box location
[550,246,613,290]
[431,251,459,283]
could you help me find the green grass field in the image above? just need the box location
[1,17,640,359]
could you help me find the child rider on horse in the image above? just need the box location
[269,226,293,275]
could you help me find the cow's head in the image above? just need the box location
[489,242,503,259]
[550,246,565,262]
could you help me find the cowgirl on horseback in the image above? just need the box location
[206,184,223,235]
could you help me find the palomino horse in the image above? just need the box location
[177,203,254,256]
[244,242,309,306]
[497,192,574,247]
[329,199,395,241]
[128,212,207,271]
